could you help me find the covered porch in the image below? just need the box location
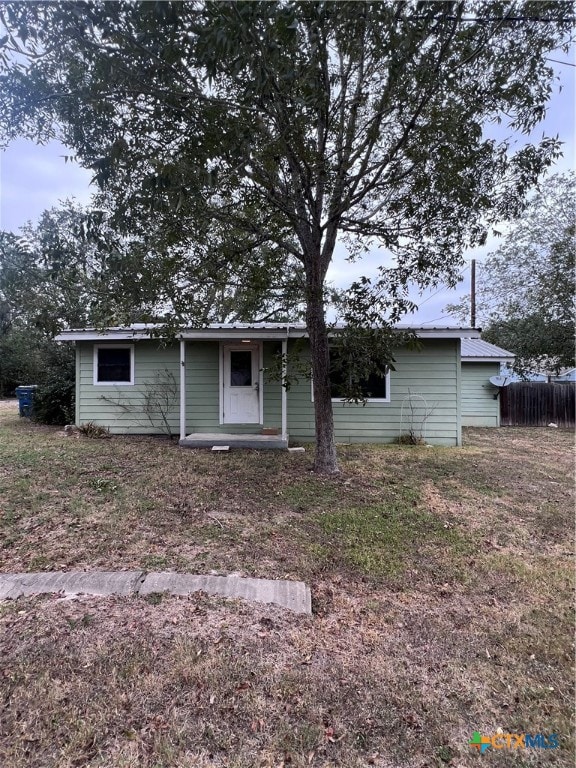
[178,327,298,450]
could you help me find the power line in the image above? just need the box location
[417,285,448,308]
[545,57,576,68]
[419,314,452,325]
[417,263,470,308]
[412,15,576,23]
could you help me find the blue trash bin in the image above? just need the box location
[15,385,38,417]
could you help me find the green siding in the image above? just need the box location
[184,342,218,432]
[286,339,461,446]
[76,337,462,444]
[77,341,180,434]
[74,345,81,427]
[461,362,501,427]
[184,341,282,435]
[455,339,462,444]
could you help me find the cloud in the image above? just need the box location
[0,138,94,232]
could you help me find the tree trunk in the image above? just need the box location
[306,278,338,474]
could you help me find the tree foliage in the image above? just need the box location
[1,1,573,469]
[0,204,107,335]
[0,204,112,402]
[447,172,576,374]
[26,345,76,425]
[0,199,302,404]
[0,216,79,399]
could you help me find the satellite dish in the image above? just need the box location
[489,375,511,387]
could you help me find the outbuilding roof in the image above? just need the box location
[461,338,514,361]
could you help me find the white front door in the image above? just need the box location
[222,344,261,424]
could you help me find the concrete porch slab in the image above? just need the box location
[179,433,288,450]
[0,571,145,600]
[140,572,311,614]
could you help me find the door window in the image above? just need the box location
[230,350,252,386]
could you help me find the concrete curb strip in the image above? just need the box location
[0,571,312,615]
[140,573,312,614]
[0,571,145,600]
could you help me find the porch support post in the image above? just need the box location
[179,339,186,440]
[281,338,288,442]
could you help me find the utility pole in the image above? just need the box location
[470,259,476,328]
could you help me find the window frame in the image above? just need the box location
[310,357,391,404]
[93,344,135,386]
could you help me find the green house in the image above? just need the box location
[460,338,514,427]
[56,323,482,448]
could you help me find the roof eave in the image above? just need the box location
[463,356,515,362]
[55,325,481,342]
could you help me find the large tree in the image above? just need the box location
[1,1,573,471]
[447,172,576,374]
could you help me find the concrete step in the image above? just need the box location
[179,432,288,450]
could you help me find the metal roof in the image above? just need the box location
[55,322,480,342]
[461,338,514,361]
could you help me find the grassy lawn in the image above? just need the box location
[0,400,573,767]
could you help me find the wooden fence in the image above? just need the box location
[500,382,575,428]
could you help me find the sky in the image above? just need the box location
[0,54,574,327]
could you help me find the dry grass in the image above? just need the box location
[0,400,574,767]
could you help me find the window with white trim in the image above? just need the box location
[329,349,390,402]
[94,345,134,385]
